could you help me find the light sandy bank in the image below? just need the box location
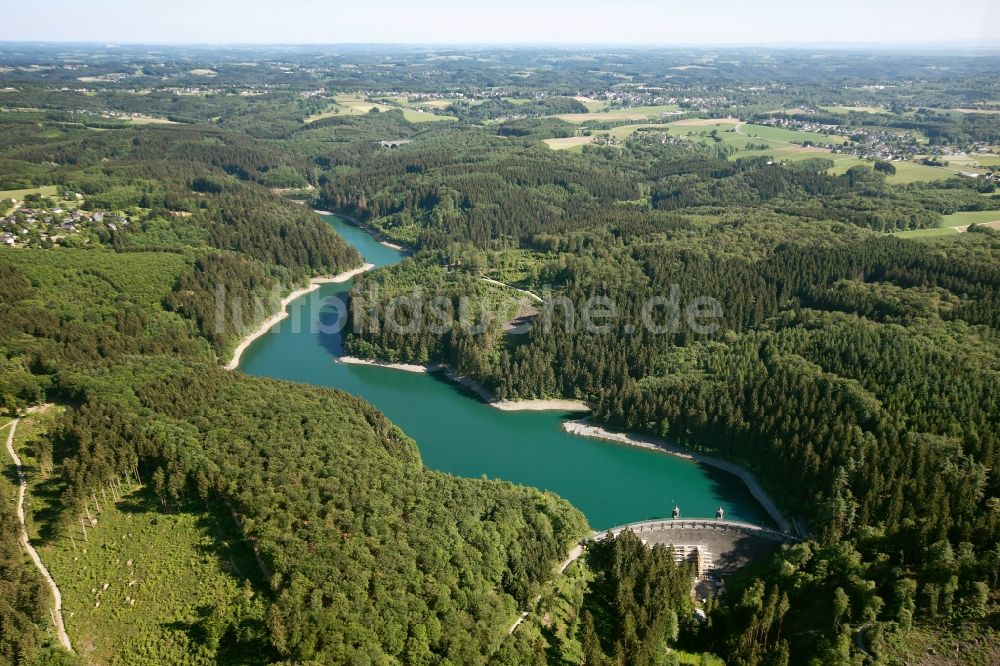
[338,356,440,374]
[492,399,589,412]
[337,356,590,412]
[562,419,790,533]
[224,263,375,371]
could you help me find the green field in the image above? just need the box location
[941,210,1000,226]
[822,105,891,115]
[0,184,73,215]
[544,136,595,151]
[572,96,612,112]
[955,153,1000,168]
[556,103,680,123]
[737,123,850,146]
[883,161,960,183]
[829,159,958,183]
[307,96,456,123]
[893,226,960,238]
[946,108,1000,114]
[410,97,466,109]
[660,120,961,183]
[400,108,456,123]
[604,122,674,139]
[0,185,61,201]
[665,120,855,164]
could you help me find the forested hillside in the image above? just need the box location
[0,76,588,663]
[315,90,1000,664]
[3,44,1000,665]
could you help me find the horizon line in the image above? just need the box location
[2,39,1000,52]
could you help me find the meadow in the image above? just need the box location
[0,185,61,201]
[940,210,1000,227]
[829,158,958,183]
[543,136,595,151]
[893,226,960,238]
[946,153,1000,169]
[309,95,456,123]
[571,96,612,112]
[541,115,969,185]
[821,105,891,115]
[555,103,680,123]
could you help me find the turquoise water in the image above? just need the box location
[237,215,770,530]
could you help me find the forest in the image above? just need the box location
[0,99,587,664]
[2,44,1000,664]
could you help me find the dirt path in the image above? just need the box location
[508,542,586,635]
[478,276,543,304]
[954,220,1000,233]
[3,418,73,653]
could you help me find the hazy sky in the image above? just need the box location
[2,0,998,46]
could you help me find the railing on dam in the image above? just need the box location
[587,518,798,544]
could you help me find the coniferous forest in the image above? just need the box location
[2,43,1000,664]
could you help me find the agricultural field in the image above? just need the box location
[544,116,964,185]
[893,226,960,238]
[544,135,594,151]
[410,98,465,109]
[555,103,681,123]
[572,96,611,112]
[0,185,82,215]
[0,185,61,202]
[879,161,961,183]
[946,153,1000,169]
[661,120,966,183]
[399,108,456,123]
[945,108,1000,114]
[941,210,1000,227]
[307,95,455,123]
[604,122,674,139]
[829,158,958,183]
[120,116,176,125]
[821,105,891,114]
[668,120,853,162]
[736,123,850,146]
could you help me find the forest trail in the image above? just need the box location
[478,276,543,304]
[3,415,74,653]
[508,542,587,635]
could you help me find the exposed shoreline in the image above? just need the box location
[562,419,791,533]
[224,263,375,371]
[337,356,590,412]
